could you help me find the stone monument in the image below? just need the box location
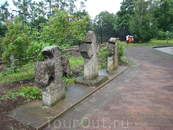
[107,37,118,73]
[35,45,65,107]
[75,31,108,86]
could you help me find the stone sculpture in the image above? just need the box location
[107,37,118,73]
[35,45,65,107]
[79,30,100,80]
[75,31,108,86]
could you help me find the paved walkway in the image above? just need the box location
[44,46,173,130]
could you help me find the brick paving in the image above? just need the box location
[44,46,173,130]
[79,46,173,130]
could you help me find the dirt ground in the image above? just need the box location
[0,79,38,130]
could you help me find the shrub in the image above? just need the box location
[117,40,126,60]
[157,31,167,39]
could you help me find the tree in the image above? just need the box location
[40,8,89,48]
[129,0,158,42]
[0,1,10,37]
[94,11,117,43]
[2,17,30,65]
[116,0,136,40]
[154,0,173,32]
[13,0,32,25]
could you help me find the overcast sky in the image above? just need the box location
[79,0,123,18]
[0,0,123,18]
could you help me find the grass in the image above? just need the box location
[127,39,173,46]
[0,86,42,101]
[0,61,35,84]
[69,56,84,69]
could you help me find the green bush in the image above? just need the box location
[2,17,30,66]
[157,31,167,39]
[117,40,126,60]
[98,46,107,69]
[0,39,3,57]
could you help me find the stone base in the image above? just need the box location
[42,83,66,107]
[74,75,108,87]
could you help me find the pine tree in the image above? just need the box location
[154,0,173,32]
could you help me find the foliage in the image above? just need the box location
[26,41,52,61]
[0,42,3,57]
[0,61,35,84]
[1,7,89,66]
[62,76,75,86]
[129,0,158,43]
[0,1,10,28]
[0,86,42,101]
[98,46,107,69]
[117,40,126,60]
[98,41,126,69]
[94,11,117,42]
[154,0,173,32]
[40,8,90,48]
[157,31,168,39]
[116,0,136,40]
[0,23,6,38]
[2,17,30,65]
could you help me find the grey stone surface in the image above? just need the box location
[107,37,118,73]
[74,75,109,87]
[75,31,108,86]
[35,45,65,107]
[9,55,17,70]
[61,55,71,77]
[154,46,173,55]
[79,31,100,80]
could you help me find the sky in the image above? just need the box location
[0,0,123,19]
[77,0,123,18]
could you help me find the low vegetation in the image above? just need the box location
[69,56,84,69]
[0,86,42,102]
[0,61,35,84]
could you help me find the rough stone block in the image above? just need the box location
[35,45,65,107]
[107,37,118,73]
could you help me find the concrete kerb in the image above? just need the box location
[37,67,128,130]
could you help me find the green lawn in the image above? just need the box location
[127,39,173,46]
